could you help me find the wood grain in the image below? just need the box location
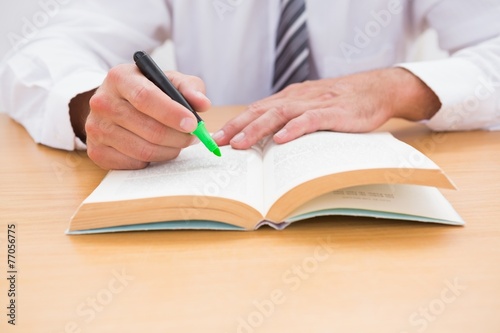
[1,109,499,333]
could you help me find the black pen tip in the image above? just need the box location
[133,51,146,62]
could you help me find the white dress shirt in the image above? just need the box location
[1,0,500,150]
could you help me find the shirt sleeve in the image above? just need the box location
[397,0,500,131]
[0,0,171,150]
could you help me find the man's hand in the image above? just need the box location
[213,67,441,149]
[77,64,211,170]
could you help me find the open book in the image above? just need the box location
[67,131,464,234]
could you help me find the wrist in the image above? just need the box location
[69,88,96,143]
[389,67,441,121]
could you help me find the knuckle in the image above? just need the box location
[89,91,122,123]
[319,91,337,101]
[89,91,110,113]
[222,120,244,137]
[141,122,166,145]
[85,116,115,145]
[84,116,102,139]
[84,119,97,137]
[129,84,151,109]
[86,144,105,166]
[147,129,165,146]
[242,120,260,134]
[268,106,290,129]
[302,110,323,130]
[271,105,289,120]
[247,102,265,115]
[106,65,126,84]
[137,144,157,162]
[141,124,194,148]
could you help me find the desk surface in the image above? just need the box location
[1,108,499,333]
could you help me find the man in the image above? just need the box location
[1,0,499,169]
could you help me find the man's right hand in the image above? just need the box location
[80,64,211,170]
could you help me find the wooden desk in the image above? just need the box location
[1,108,499,333]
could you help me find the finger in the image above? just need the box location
[166,71,212,113]
[212,103,267,146]
[272,105,381,144]
[86,114,184,164]
[90,80,195,148]
[104,98,195,148]
[273,108,335,144]
[227,106,293,149]
[104,125,184,163]
[107,64,198,133]
[213,84,316,146]
[86,139,149,170]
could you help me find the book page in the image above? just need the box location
[83,143,265,214]
[285,184,464,225]
[261,131,440,213]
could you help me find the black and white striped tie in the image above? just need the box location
[272,0,311,93]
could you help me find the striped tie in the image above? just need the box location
[272,0,311,93]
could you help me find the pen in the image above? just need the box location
[133,51,221,157]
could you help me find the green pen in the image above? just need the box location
[133,51,221,157]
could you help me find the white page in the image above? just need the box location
[83,143,265,214]
[285,183,464,224]
[262,132,440,213]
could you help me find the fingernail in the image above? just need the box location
[231,132,245,143]
[212,130,224,141]
[180,117,197,132]
[274,128,288,139]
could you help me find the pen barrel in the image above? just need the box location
[133,51,202,122]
